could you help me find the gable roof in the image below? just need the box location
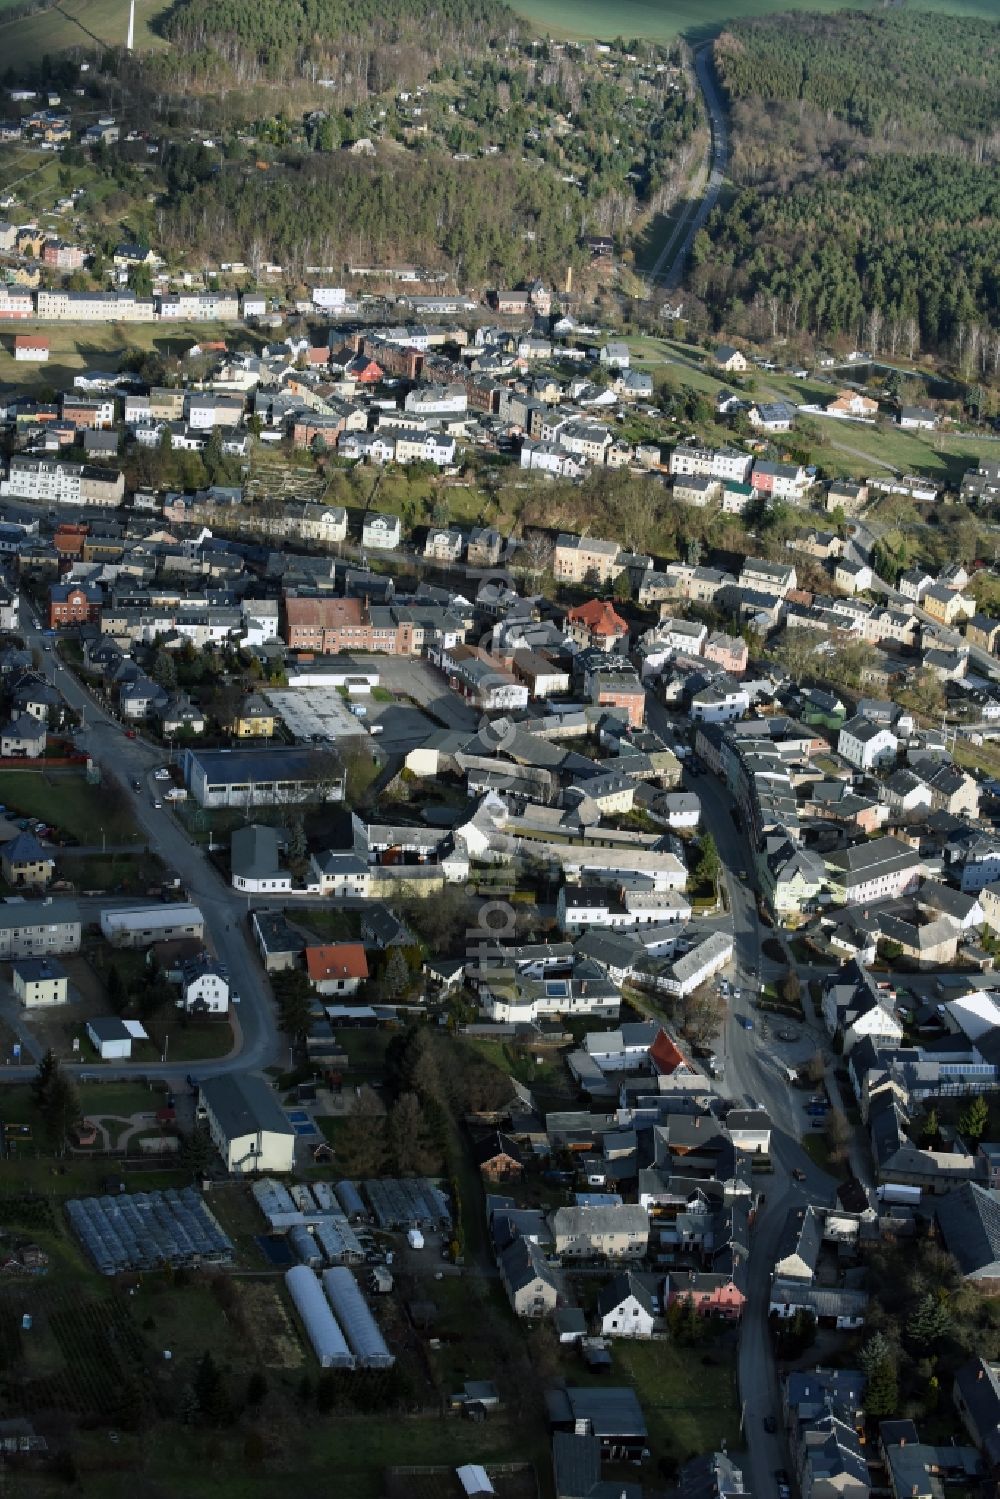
[596,1270,656,1320]
[304,943,369,983]
[937,1183,1000,1277]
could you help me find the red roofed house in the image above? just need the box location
[650,1028,698,1082]
[304,943,369,997]
[14,335,49,362]
[348,355,383,385]
[54,524,88,562]
[565,599,629,652]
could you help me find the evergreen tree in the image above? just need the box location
[860,1333,898,1416]
[193,1350,231,1426]
[695,832,720,891]
[153,649,178,689]
[31,1048,57,1109]
[907,1291,951,1349]
[959,1094,989,1143]
[40,1071,80,1152]
[379,946,411,1002]
[921,1107,939,1144]
[179,1120,216,1176]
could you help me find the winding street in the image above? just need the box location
[647,44,729,290]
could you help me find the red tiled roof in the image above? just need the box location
[284,596,363,629]
[305,943,369,982]
[566,598,627,636]
[650,1027,687,1076]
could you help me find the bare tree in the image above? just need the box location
[518,529,555,584]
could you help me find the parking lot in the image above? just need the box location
[265,688,369,745]
[348,656,479,732]
[365,700,439,754]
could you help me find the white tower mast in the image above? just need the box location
[126,0,135,51]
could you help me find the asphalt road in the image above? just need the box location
[649,44,729,290]
[8,602,282,1085]
[644,693,837,1493]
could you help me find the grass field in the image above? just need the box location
[0,769,140,845]
[512,0,1000,43]
[0,0,169,69]
[0,320,252,395]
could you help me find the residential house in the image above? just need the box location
[565,599,628,652]
[179,955,229,1014]
[0,714,46,759]
[550,1204,649,1260]
[304,943,369,996]
[838,716,897,773]
[923,584,974,628]
[796,1410,870,1499]
[827,391,879,418]
[228,695,276,739]
[822,961,904,1054]
[825,837,923,906]
[230,824,290,894]
[597,1272,656,1339]
[968,615,1000,654]
[1,831,53,888]
[199,1073,296,1175]
[499,1235,559,1317]
[553,535,622,587]
[362,512,402,550]
[473,1132,524,1183]
[899,407,938,431]
[713,345,747,373]
[12,957,68,1007]
[936,1183,1000,1289]
[953,1357,1000,1469]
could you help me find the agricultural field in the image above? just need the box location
[0,0,169,70]
[511,0,1000,44]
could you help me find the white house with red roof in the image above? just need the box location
[305,943,369,997]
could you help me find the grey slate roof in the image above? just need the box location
[200,1073,295,1142]
[596,1270,656,1320]
[937,1183,1000,1278]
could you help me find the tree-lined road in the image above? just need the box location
[648,43,729,290]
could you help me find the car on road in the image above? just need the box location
[738,869,748,880]
[776,1468,791,1498]
[764,1415,777,1433]
[791,1168,806,1182]
[153,799,163,809]
[131,779,141,791]
[737,1016,754,1031]
[125,729,136,739]
[154,768,170,780]
[778,1027,798,1042]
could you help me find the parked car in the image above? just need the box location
[737,1016,754,1031]
[764,1415,777,1433]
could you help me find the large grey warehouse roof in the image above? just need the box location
[200,1073,295,1140]
[185,746,341,784]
